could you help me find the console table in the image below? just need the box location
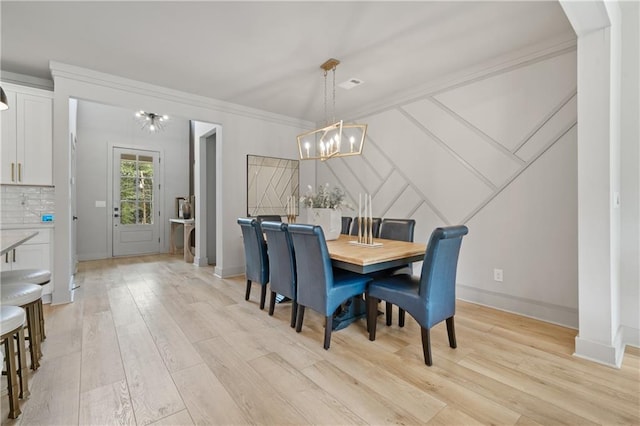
[169,219,195,263]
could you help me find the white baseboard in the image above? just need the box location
[78,252,110,261]
[214,265,244,278]
[193,256,209,267]
[622,325,640,348]
[457,284,578,328]
[574,332,624,368]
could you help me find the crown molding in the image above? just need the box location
[0,70,54,91]
[48,61,313,129]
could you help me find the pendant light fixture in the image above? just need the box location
[135,110,169,132]
[297,58,367,161]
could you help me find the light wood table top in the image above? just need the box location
[326,234,426,274]
[0,230,39,256]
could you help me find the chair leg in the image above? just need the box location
[3,336,21,419]
[324,315,333,350]
[421,327,433,366]
[290,301,298,328]
[245,280,252,301]
[16,328,29,399]
[398,308,406,327]
[268,291,277,315]
[385,302,392,326]
[259,285,267,310]
[295,306,305,332]
[446,316,457,348]
[367,296,378,341]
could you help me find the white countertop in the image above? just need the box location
[0,223,55,230]
[0,230,39,255]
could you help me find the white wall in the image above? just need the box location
[50,62,312,304]
[620,0,640,347]
[75,100,189,260]
[316,46,579,327]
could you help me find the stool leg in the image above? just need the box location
[38,299,46,340]
[33,302,43,359]
[17,327,30,399]
[25,304,40,370]
[3,336,21,419]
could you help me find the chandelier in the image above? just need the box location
[297,58,367,161]
[135,110,169,132]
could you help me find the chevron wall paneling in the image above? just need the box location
[316,48,578,326]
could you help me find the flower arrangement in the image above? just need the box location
[300,183,351,210]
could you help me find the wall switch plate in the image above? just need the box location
[95,200,106,208]
[493,268,503,282]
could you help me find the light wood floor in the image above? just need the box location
[2,254,639,425]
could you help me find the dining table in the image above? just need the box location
[326,234,426,274]
[324,234,427,330]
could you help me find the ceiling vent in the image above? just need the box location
[338,78,364,90]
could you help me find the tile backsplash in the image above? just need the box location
[1,185,56,224]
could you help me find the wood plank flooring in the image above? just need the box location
[2,254,639,425]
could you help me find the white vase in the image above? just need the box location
[306,208,341,240]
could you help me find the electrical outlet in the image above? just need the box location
[493,268,503,282]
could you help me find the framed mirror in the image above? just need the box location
[247,155,299,217]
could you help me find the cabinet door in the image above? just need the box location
[1,89,18,183]
[17,94,53,185]
[13,243,50,271]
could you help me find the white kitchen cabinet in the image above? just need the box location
[1,84,53,185]
[1,228,53,297]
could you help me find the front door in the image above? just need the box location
[112,147,160,256]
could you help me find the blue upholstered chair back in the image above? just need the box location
[350,217,381,238]
[256,215,282,224]
[379,219,416,242]
[237,218,269,285]
[262,221,296,299]
[341,217,353,235]
[419,226,468,326]
[287,224,334,314]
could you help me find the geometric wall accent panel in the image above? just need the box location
[402,98,522,187]
[316,47,577,231]
[516,94,577,161]
[364,109,494,224]
[433,50,577,151]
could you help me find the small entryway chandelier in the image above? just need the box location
[135,110,169,132]
[297,58,367,161]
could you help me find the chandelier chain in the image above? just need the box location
[332,67,336,124]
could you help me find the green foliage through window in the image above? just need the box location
[119,154,154,225]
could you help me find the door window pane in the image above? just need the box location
[119,153,154,225]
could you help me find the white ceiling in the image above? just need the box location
[1,1,575,122]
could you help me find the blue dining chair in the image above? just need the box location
[366,225,468,366]
[262,221,298,327]
[237,218,269,309]
[378,218,416,326]
[341,217,353,235]
[288,224,372,349]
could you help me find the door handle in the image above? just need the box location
[73,216,78,220]
[114,214,119,218]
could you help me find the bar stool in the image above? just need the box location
[1,283,43,370]
[1,269,50,340]
[1,305,29,419]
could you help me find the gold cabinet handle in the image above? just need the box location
[18,163,22,182]
[11,162,15,182]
